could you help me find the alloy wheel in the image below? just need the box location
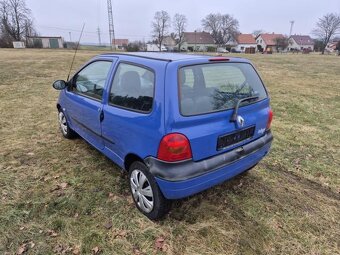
[58,111,68,135]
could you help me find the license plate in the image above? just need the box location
[217,126,255,150]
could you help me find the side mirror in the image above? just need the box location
[52,80,67,90]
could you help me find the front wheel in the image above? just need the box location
[58,110,77,139]
[128,161,171,220]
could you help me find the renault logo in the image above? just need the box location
[237,115,245,128]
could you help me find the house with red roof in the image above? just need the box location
[181,32,216,52]
[288,35,314,51]
[112,39,129,50]
[256,33,285,52]
[234,34,257,53]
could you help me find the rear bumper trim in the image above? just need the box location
[145,130,273,182]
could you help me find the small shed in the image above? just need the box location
[27,36,64,48]
[13,41,26,48]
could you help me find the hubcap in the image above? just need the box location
[58,111,68,135]
[130,169,154,213]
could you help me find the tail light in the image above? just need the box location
[266,109,273,130]
[157,133,192,162]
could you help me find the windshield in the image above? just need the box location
[179,62,267,116]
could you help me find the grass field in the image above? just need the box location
[0,49,339,255]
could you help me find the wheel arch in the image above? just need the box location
[124,153,144,171]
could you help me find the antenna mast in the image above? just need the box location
[107,0,115,51]
[67,23,85,81]
[97,27,102,46]
[289,21,295,37]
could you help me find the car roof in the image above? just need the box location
[100,52,250,63]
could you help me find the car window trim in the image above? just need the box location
[68,59,113,102]
[177,62,269,117]
[107,60,156,115]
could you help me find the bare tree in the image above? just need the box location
[312,13,340,54]
[202,13,221,45]
[0,0,36,47]
[202,13,239,46]
[151,10,171,51]
[173,13,187,51]
[273,37,289,52]
[220,14,239,44]
[252,30,264,38]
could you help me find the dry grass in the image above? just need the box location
[0,49,339,255]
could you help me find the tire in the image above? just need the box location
[58,110,77,139]
[128,161,171,220]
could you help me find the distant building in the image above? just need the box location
[326,41,339,52]
[182,32,216,52]
[234,34,257,53]
[288,35,314,51]
[256,33,285,52]
[163,36,177,51]
[113,39,129,50]
[13,41,25,48]
[146,44,167,52]
[27,36,63,48]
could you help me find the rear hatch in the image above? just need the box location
[167,59,270,162]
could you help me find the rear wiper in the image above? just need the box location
[230,96,259,122]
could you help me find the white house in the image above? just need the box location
[233,34,257,53]
[146,44,167,52]
[162,36,177,51]
[181,32,216,52]
[27,36,64,48]
[256,33,285,52]
[288,35,314,51]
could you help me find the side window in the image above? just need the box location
[109,63,155,113]
[72,61,112,100]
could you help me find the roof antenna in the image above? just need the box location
[67,23,85,81]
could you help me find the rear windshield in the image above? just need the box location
[179,63,267,116]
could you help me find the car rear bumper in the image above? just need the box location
[145,130,273,199]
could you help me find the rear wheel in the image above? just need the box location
[128,161,171,220]
[58,110,77,139]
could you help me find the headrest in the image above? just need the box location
[121,71,141,96]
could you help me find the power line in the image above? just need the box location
[36,25,151,38]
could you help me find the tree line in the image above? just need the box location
[145,10,340,54]
[149,11,240,52]
[0,1,339,54]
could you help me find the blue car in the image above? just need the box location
[53,53,273,220]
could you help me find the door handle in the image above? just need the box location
[99,110,104,122]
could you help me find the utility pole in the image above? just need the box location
[289,21,295,37]
[194,30,197,52]
[69,32,72,42]
[107,0,115,51]
[97,27,102,46]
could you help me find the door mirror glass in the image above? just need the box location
[53,80,67,90]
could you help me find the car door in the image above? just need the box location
[64,59,115,150]
[101,59,166,167]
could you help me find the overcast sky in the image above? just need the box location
[26,0,340,44]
